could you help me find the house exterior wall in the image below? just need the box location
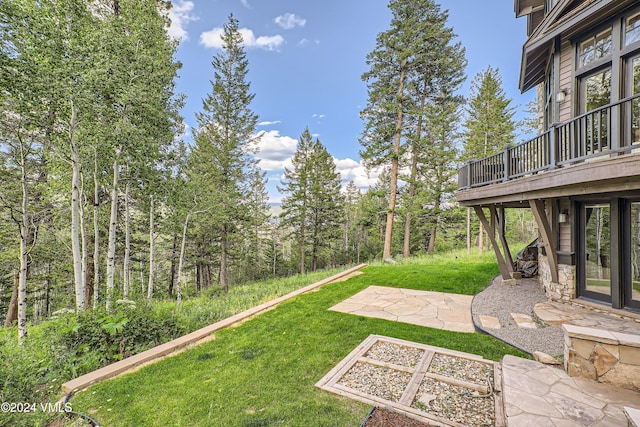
[558,38,573,122]
[559,198,572,252]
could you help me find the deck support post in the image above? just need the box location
[529,199,559,283]
[474,206,513,280]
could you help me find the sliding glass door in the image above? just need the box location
[629,202,640,309]
[581,203,612,302]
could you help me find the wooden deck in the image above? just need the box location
[457,94,640,206]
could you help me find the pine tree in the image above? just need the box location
[279,129,343,273]
[463,66,516,253]
[242,169,270,281]
[417,93,463,253]
[190,14,259,293]
[463,66,516,158]
[343,181,363,264]
[360,0,466,260]
[278,129,314,274]
[307,139,343,271]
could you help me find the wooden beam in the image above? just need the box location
[474,207,512,280]
[493,206,514,269]
[529,199,559,283]
[457,154,640,207]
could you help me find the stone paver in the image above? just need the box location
[329,285,475,333]
[534,301,640,335]
[479,314,502,329]
[510,313,538,329]
[502,355,640,426]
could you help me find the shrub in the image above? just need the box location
[57,305,184,366]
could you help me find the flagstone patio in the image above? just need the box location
[329,286,476,333]
[323,280,640,426]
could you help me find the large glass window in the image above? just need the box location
[580,29,612,67]
[626,13,640,46]
[584,204,611,301]
[581,69,611,154]
[584,69,612,110]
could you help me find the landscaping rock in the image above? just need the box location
[533,351,561,365]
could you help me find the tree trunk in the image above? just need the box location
[93,148,100,309]
[80,188,88,307]
[148,196,155,299]
[403,74,427,259]
[176,213,190,306]
[18,145,29,343]
[272,225,277,277]
[123,183,131,298]
[383,63,407,260]
[4,272,19,327]
[427,197,442,253]
[70,104,85,311]
[85,235,94,308]
[106,154,120,311]
[467,208,471,255]
[220,224,229,293]
[169,233,178,297]
[299,214,306,275]
[478,222,484,255]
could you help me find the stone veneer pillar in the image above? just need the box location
[538,254,576,301]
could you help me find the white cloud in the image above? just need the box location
[252,130,382,195]
[258,120,282,126]
[254,130,298,171]
[333,158,383,189]
[298,38,320,47]
[275,13,306,30]
[312,113,325,119]
[200,27,284,51]
[240,0,251,8]
[168,0,198,42]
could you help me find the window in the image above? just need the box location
[581,69,611,154]
[579,29,612,67]
[584,69,612,111]
[582,203,612,302]
[626,13,640,46]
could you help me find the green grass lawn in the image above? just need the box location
[69,252,527,427]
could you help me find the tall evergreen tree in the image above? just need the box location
[189,14,259,293]
[416,93,464,253]
[307,139,343,271]
[463,66,516,158]
[463,66,515,253]
[241,169,270,282]
[278,129,314,275]
[360,0,465,260]
[279,129,343,273]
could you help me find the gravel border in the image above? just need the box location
[471,276,564,356]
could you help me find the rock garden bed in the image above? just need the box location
[317,335,502,427]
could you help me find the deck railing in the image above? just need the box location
[458,93,640,190]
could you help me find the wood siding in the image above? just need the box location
[559,198,571,252]
[559,38,573,121]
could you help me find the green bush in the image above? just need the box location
[57,305,184,365]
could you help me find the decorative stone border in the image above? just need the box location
[316,335,503,427]
[563,324,640,392]
[61,263,367,394]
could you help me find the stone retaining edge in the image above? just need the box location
[61,263,368,394]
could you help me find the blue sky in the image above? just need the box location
[168,0,535,202]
